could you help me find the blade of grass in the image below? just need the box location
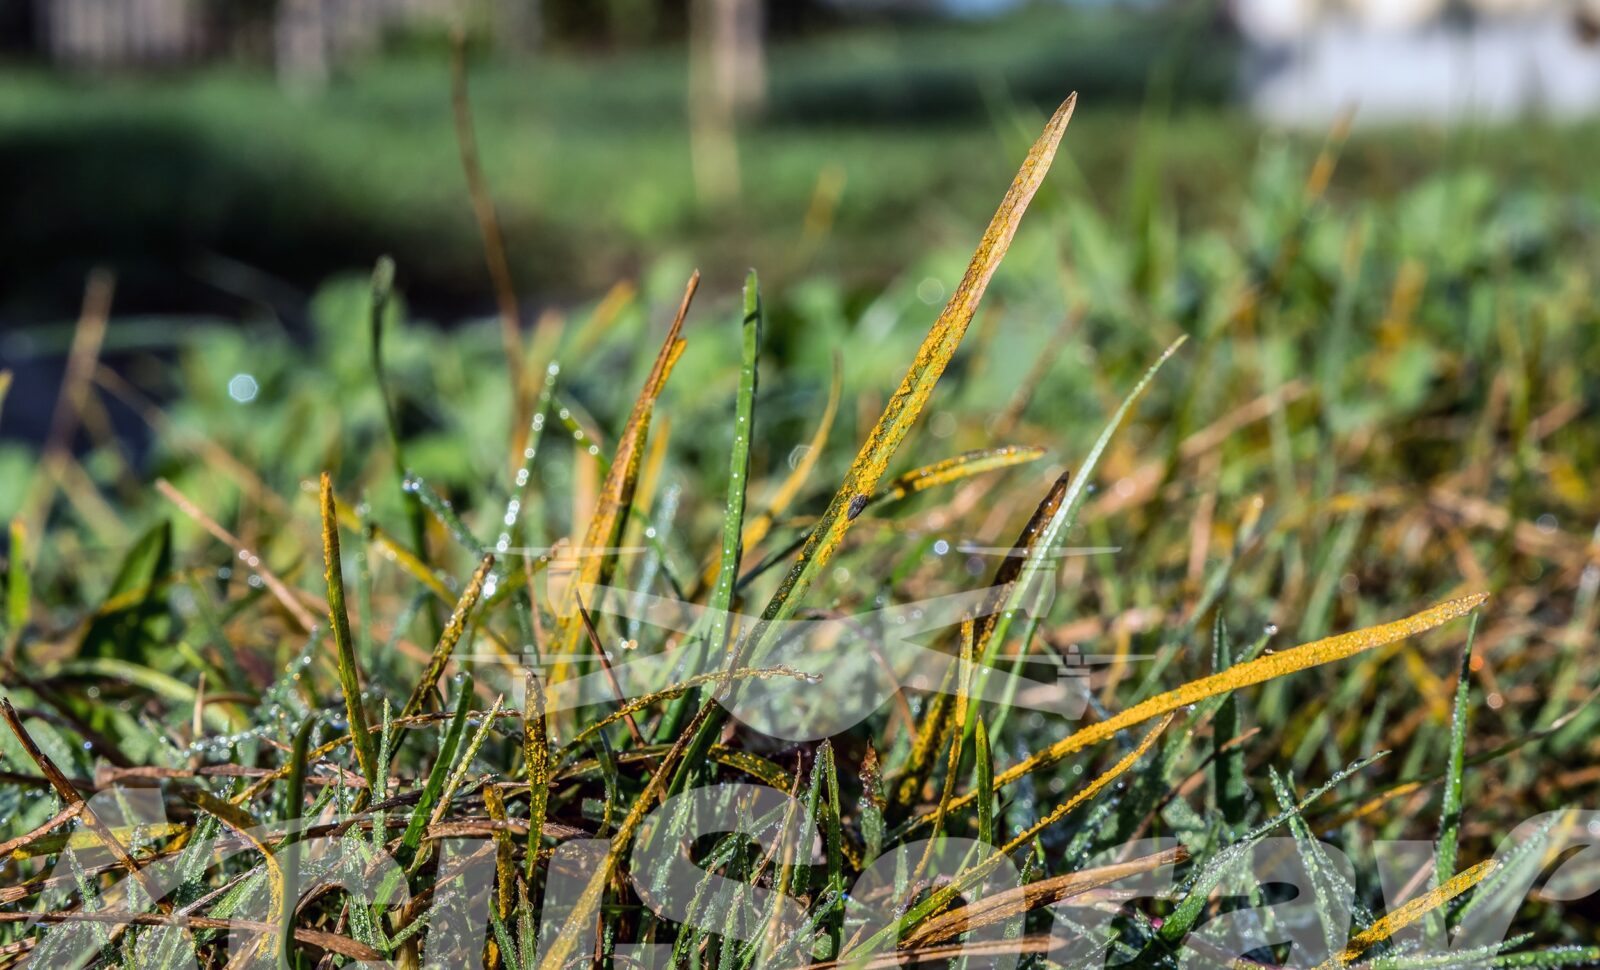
[1317,860,1498,969]
[400,553,494,721]
[3,518,29,663]
[749,94,1077,641]
[550,272,698,669]
[709,270,762,664]
[320,472,379,791]
[911,591,1487,828]
[278,715,316,967]
[367,256,432,603]
[1436,613,1480,911]
[901,338,1183,805]
[400,674,475,863]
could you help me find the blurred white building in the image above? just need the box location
[1234,0,1600,123]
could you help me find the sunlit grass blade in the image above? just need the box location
[550,271,698,667]
[1317,860,1498,969]
[901,338,1183,804]
[868,714,1171,957]
[747,94,1076,643]
[400,674,475,862]
[1436,612,1479,912]
[914,591,1487,827]
[728,350,842,564]
[400,553,494,721]
[533,703,718,970]
[973,717,995,848]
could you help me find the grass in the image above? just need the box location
[4,3,1600,321]
[4,26,1600,970]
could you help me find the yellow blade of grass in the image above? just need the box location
[752,94,1077,638]
[534,703,719,970]
[875,445,1045,504]
[911,591,1488,829]
[700,350,843,590]
[550,272,698,669]
[184,791,284,964]
[400,553,495,721]
[1315,859,1498,969]
[675,92,1079,815]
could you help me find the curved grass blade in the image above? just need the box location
[899,338,1182,806]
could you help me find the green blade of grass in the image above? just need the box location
[4,518,29,662]
[1435,611,1480,933]
[400,673,475,862]
[320,472,378,791]
[709,270,763,663]
[1159,750,1389,947]
[279,714,316,966]
[973,717,995,848]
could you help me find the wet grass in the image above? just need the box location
[2,67,1600,970]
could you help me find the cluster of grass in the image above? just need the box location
[3,76,1600,970]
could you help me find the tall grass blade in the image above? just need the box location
[320,472,378,790]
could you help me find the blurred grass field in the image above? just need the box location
[3,4,1598,317]
[3,7,1600,968]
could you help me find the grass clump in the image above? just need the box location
[2,89,1600,970]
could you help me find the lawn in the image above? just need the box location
[3,8,1600,969]
[4,4,1597,321]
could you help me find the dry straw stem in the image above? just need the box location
[915,591,1489,827]
[904,844,1189,947]
[157,478,318,633]
[0,698,172,914]
[750,94,1077,640]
